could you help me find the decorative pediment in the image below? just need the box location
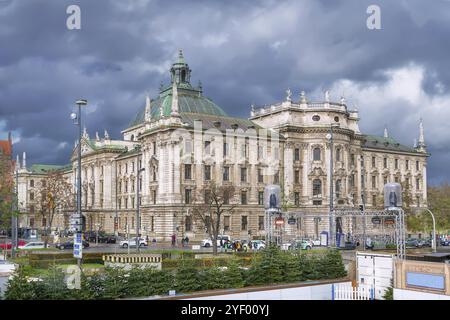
[335,167,347,177]
[309,166,326,177]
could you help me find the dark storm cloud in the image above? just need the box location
[1,0,450,184]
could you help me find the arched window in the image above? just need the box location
[335,147,341,162]
[313,179,322,196]
[313,147,321,161]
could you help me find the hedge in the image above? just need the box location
[4,246,347,300]
[28,252,104,268]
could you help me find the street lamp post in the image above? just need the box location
[421,207,437,253]
[326,123,340,247]
[73,99,87,267]
[135,154,145,253]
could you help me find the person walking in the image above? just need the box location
[171,233,176,247]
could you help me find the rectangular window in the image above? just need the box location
[185,139,192,154]
[372,176,376,189]
[294,170,300,184]
[395,177,399,183]
[118,198,122,209]
[152,190,156,204]
[185,189,191,204]
[184,164,192,180]
[30,180,34,187]
[185,216,192,232]
[29,192,34,201]
[351,154,355,166]
[223,142,228,157]
[153,141,157,155]
[132,162,135,172]
[224,216,230,231]
[241,191,247,205]
[241,167,247,182]
[258,168,264,183]
[416,178,420,190]
[384,176,388,185]
[350,174,355,187]
[205,190,211,204]
[372,195,377,207]
[294,192,300,206]
[395,159,399,169]
[258,191,264,205]
[274,171,279,184]
[223,166,230,181]
[372,157,376,168]
[204,141,211,155]
[384,158,387,168]
[204,165,211,181]
[258,146,264,160]
[294,148,300,161]
[258,216,264,230]
[406,160,409,170]
[241,216,248,231]
[416,161,419,171]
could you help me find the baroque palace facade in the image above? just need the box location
[17,51,429,241]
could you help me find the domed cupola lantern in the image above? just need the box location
[170,49,191,85]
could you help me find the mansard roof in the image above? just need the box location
[362,134,421,154]
[30,164,71,174]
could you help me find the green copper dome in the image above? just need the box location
[128,50,228,128]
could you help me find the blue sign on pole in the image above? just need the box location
[74,232,83,259]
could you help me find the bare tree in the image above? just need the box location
[191,181,237,255]
[35,170,75,246]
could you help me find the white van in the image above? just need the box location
[201,235,231,247]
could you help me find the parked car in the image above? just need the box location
[0,240,26,250]
[251,240,266,250]
[18,241,49,250]
[119,237,147,248]
[405,238,420,248]
[338,241,357,250]
[441,239,450,246]
[289,240,312,250]
[85,231,117,244]
[55,240,89,250]
[201,235,231,248]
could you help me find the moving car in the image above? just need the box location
[55,240,89,250]
[119,238,147,248]
[18,241,49,250]
[201,235,231,248]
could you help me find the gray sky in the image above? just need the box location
[1,0,450,185]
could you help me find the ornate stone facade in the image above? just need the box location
[17,51,429,242]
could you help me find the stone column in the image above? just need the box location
[302,144,309,198]
[283,143,293,199]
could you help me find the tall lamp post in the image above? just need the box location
[71,99,87,267]
[135,153,145,253]
[420,207,437,253]
[326,123,340,247]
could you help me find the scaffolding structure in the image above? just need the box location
[333,208,406,259]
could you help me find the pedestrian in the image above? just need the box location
[171,233,176,246]
[220,239,224,248]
